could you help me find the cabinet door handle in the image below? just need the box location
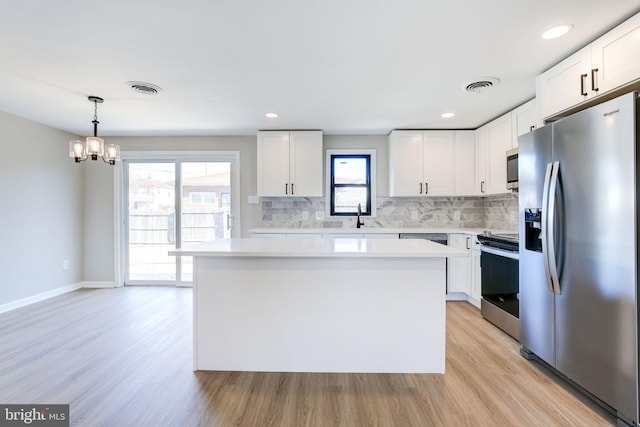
[285,183,288,195]
[425,182,428,194]
[530,125,536,132]
[591,68,599,92]
[466,237,470,250]
[291,183,294,195]
[580,73,588,96]
[419,182,423,194]
[480,181,485,194]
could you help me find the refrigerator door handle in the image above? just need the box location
[541,162,554,293]
[547,160,561,295]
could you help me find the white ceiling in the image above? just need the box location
[1,0,639,136]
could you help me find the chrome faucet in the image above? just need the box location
[356,203,364,229]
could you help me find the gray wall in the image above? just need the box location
[0,123,517,301]
[82,135,260,283]
[0,111,84,305]
[81,134,388,284]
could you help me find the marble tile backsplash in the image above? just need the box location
[261,193,518,232]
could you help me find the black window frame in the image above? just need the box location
[329,154,371,216]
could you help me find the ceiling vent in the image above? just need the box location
[462,77,500,94]
[126,81,163,95]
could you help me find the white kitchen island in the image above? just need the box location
[170,238,466,374]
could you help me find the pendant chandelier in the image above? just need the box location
[69,96,120,165]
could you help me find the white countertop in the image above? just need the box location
[248,227,514,235]
[170,238,468,258]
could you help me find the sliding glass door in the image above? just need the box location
[127,162,176,282]
[123,156,236,285]
[179,161,231,282]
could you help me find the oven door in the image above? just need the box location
[480,247,519,318]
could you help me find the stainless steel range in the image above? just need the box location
[477,232,519,340]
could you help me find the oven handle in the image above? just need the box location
[480,246,519,260]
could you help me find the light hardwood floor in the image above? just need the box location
[0,287,616,426]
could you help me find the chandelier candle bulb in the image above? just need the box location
[104,144,120,165]
[86,136,104,160]
[69,140,87,162]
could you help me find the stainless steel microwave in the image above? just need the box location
[506,148,518,190]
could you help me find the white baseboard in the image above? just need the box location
[0,283,82,314]
[0,281,120,314]
[446,292,469,302]
[81,281,117,289]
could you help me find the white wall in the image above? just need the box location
[0,111,84,306]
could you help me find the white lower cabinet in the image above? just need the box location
[469,235,482,308]
[447,233,481,308]
[447,234,470,295]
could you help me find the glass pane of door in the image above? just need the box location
[180,161,231,282]
[127,162,176,282]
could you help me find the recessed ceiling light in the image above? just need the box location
[441,112,455,119]
[265,112,278,118]
[542,24,573,40]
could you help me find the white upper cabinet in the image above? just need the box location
[388,131,423,196]
[537,46,593,119]
[423,131,456,196]
[389,130,455,196]
[591,12,640,94]
[511,98,543,147]
[257,131,323,197]
[289,132,323,196]
[475,112,513,195]
[538,12,640,119]
[454,131,476,196]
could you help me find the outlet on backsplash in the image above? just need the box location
[302,211,309,220]
[454,211,461,221]
[411,211,418,221]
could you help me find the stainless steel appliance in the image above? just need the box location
[519,91,639,426]
[398,233,448,246]
[506,148,518,190]
[478,233,519,340]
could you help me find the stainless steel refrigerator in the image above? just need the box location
[519,91,638,425]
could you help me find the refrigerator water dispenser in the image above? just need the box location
[524,209,542,252]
